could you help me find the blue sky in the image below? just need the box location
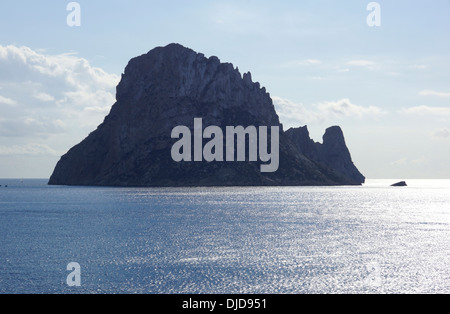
[0,0,449,179]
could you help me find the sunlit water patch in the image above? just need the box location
[0,179,449,293]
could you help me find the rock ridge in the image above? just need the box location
[49,43,365,187]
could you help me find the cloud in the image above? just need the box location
[336,68,350,73]
[346,60,382,72]
[401,106,450,117]
[273,96,385,127]
[317,99,385,118]
[0,117,66,138]
[347,60,376,67]
[33,92,55,102]
[0,95,16,106]
[272,96,321,126]
[419,90,450,98]
[432,128,450,139]
[297,59,322,66]
[411,65,427,70]
[0,143,61,156]
[391,158,407,166]
[0,44,120,157]
[390,157,429,167]
[0,45,119,135]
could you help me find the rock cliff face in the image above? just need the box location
[285,126,365,185]
[49,43,365,187]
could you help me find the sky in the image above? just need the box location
[0,0,449,179]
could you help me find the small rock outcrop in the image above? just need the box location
[49,44,365,187]
[391,181,407,187]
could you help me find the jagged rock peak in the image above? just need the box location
[115,43,279,127]
[120,43,258,94]
[323,126,345,145]
[285,125,365,184]
[48,44,365,187]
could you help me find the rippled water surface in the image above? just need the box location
[0,179,449,294]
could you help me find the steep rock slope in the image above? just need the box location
[49,44,364,186]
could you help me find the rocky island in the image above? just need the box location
[49,43,365,187]
[391,181,407,187]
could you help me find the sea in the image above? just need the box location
[0,179,449,294]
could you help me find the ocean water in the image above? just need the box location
[0,179,449,294]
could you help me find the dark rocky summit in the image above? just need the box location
[49,43,365,187]
[285,126,365,185]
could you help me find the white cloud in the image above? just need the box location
[0,45,120,137]
[432,128,450,139]
[273,96,385,127]
[390,156,429,167]
[0,44,120,160]
[317,99,385,118]
[84,105,112,115]
[346,60,382,72]
[0,143,61,156]
[0,117,66,138]
[402,106,450,117]
[0,95,16,106]
[347,60,375,67]
[272,96,321,126]
[411,65,427,70]
[419,90,450,98]
[297,59,322,66]
[33,92,55,102]
[391,158,407,166]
